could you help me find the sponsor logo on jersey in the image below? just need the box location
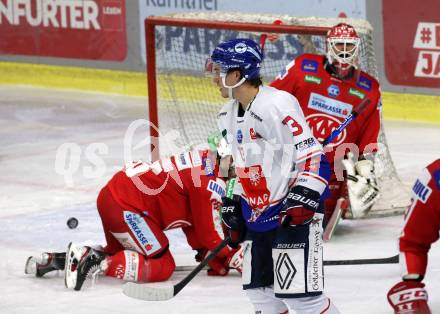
[357,76,372,91]
[248,194,270,209]
[250,128,258,139]
[412,179,432,203]
[349,88,365,99]
[190,151,202,167]
[249,110,263,122]
[202,156,214,176]
[306,113,347,147]
[207,179,226,199]
[301,59,318,73]
[327,84,340,97]
[304,75,322,84]
[175,152,192,170]
[236,129,243,144]
[434,169,440,191]
[294,137,316,152]
[124,211,161,255]
[308,93,352,118]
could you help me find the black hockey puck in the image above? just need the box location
[67,217,78,229]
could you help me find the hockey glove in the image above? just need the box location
[387,280,431,314]
[195,246,243,276]
[221,196,245,248]
[342,153,380,218]
[195,249,229,276]
[280,185,320,226]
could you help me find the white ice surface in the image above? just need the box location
[0,86,440,314]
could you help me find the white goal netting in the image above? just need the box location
[147,12,410,215]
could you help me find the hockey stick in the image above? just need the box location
[174,253,398,272]
[322,97,371,146]
[323,254,399,265]
[123,236,231,301]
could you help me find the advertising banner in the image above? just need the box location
[139,0,366,64]
[383,0,440,88]
[0,0,127,61]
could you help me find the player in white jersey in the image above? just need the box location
[206,38,339,313]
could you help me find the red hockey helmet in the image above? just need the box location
[326,23,360,78]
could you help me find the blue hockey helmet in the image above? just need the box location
[207,38,264,81]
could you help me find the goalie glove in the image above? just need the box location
[342,153,380,218]
[387,280,431,314]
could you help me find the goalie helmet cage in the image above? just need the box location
[144,12,410,215]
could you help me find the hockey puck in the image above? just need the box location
[67,217,78,229]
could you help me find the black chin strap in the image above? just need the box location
[324,58,356,80]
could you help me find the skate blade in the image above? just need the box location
[64,242,84,289]
[24,256,38,275]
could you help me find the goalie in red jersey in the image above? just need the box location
[25,139,243,291]
[270,23,381,225]
[387,159,440,314]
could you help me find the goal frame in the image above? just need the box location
[144,16,329,161]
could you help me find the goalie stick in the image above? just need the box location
[123,97,373,302]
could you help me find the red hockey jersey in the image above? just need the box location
[400,159,440,277]
[270,53,381,165]
[106,150,230,258]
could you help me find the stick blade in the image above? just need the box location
[123,282,175,301]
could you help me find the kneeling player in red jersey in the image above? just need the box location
[387,159,440,314]
[26,143,242,291]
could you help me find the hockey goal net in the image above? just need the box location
[144,12,410,216]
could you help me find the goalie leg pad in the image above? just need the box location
[273,213,324,298]
[242,229,277,289]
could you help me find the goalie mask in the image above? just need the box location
[206,38,264,98]
[326,23,360,79]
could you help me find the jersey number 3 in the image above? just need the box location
[282,116,303,136]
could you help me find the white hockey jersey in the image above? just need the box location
[218,85,329,232]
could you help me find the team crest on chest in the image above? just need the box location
[327,84,340,97]
[236,129,243,144]
[249,168,261,186]
[306,113,347,146]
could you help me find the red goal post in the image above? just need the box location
[143,12,409,216]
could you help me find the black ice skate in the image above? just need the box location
[64,242,107,291]
[25,252,66,277]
